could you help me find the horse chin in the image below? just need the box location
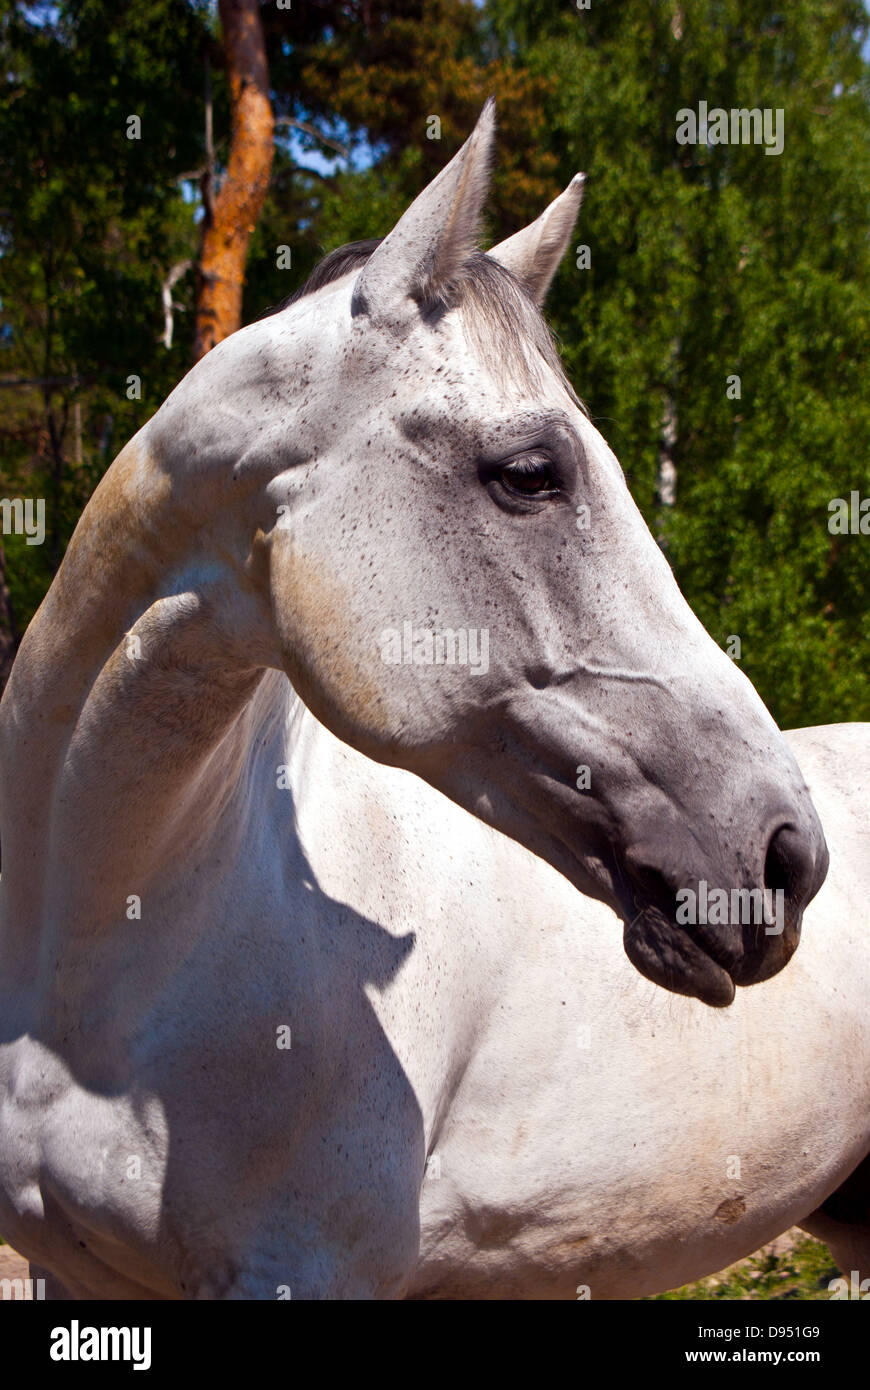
[622,906,736,1008]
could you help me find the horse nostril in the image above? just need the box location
[764,825,814,912]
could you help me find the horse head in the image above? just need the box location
[148,100,828,1007]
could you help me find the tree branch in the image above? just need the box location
[202,48,216,223]
[160,260,193,349]
[274,117,350,160]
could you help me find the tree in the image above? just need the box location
[0,0,211,682]
[193,0,274,359]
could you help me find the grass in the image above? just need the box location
[649,1234,840,1300]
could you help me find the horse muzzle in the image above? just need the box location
[619,820,829,1007]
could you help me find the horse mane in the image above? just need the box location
[260,238,583,409]
[262,240,383,316]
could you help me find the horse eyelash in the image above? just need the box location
[504,454,551,474]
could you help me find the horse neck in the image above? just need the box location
[0,431,295,945]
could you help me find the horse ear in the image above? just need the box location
[488,174,586,306]
[352,98,496,321]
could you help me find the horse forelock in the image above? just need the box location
[444,252,584,411]
[261,239,584,412]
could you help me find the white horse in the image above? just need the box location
[0,102,867,1299]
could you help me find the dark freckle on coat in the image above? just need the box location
[714,1197,745,1224]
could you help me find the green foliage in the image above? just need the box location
[649,1232,840,1300]
[0,0,212,618]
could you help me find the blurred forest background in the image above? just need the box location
[1,0,868,727]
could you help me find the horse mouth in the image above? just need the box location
[622,903,738,1008]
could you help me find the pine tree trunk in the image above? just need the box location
[193,0,274,361]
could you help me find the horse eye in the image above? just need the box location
[499,456,559,496]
